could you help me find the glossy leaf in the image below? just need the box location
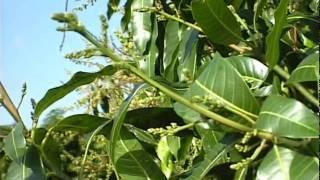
[227,56,268,89]
[290,151,319,180]
[4,123,26,164]
[131,0,153,53]
[175,56,260,124]
[256,95,319,138]
[288,52,319,83]
[114,128,166,180]
[184,143,228,180]
[53,114,109,134]
[265,0,290,67]
[35,65,117,118]
[191,0,241,45]
[256,146,296,180]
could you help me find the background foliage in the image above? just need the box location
[0,0,319,179]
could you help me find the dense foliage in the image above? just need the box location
[0,0,319,179]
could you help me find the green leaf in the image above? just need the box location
[110,84,147,163]
[5,146,45,180]
[157,136,174,179]
[290,153,319,180]
[163,20,183,82]
[139,16,159,77]
[4,123,26,164]
[40,134,67,179]
[131,0,153,53]
[32,128,47,146]
[35,65,117,118]
[288,52,319,83]
[53,114,109,134]
[184,143,228,180]
[166,135,181,160]
[226,56,268,89]
[114,128,166,180]
[191,0,241,45]
[253,0,266,32]
[265,0,290,68]
[256,146,296,180]
[175,56,260,123]
[178,29,199,82]
[256,95,319,138]
[107,0,120,18]
[124,124,157,145]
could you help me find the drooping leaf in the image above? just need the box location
[178,29,199,82]
[139,16,159,77]
[265,0,290,67]
[114,128,166,180]
[256,95,319,138]
[184,143,228,180]
[35,65,117,118]
[166,135,181,160]
[289,152,319,180]
[191,0,242,45]
[256,145,296,180]
[53,114,109,134]
[226,56,268,89]
[288,52,319,83]
[110,84,146,163]
[163,20,183,82]
[4,123,26,164]
[175,56,260,124]
[131,0,154,53]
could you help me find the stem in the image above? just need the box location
[171,122,197,134]
[0,82,27,130]
[273,65,319,107]
[250,139,267,161]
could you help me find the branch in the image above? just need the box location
[273,65,319,107]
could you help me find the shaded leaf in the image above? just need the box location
[53,114,109,134]
[125,124,157,145]
[265,0,290,67]
[184,143,228,180]
[191,0,241,45]
[4,123,26,164]
[288,52,319,83]
[114,128,166,180]
[35,65,117,118]
[253,0,267,31]
[157,136,174,178]
[166,135,181,160]
[256,95,318,138]
[107,0,120,19]
[110,84,147,163]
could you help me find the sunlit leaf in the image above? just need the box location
[256,95,319,138]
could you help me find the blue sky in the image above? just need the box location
[0,0,120,127]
